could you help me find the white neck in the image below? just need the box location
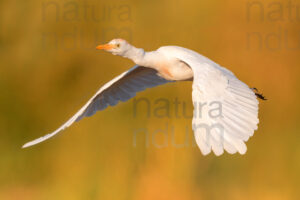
[122,46,158,68]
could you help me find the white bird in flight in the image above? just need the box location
[23,38,265,155]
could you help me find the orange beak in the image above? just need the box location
[96,44,116,50]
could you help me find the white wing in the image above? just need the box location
[23,66,171,148]
[158,46,259,156]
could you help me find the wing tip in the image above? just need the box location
[22,141,35,149]
[21,133,54,149]
[22,139,41,148]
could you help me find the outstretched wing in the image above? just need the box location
[191,64,259,155]
[159,46,259,156]
[23,66,171,148]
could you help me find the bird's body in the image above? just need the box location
[155,56,193,80]
[23,39,263,156]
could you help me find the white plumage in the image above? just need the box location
[23,39,261,156]
[158,46,259,155]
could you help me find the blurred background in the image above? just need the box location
[0,0,299,199]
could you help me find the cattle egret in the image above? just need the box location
[23,39,265,155]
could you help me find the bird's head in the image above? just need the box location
[96,39,131,56]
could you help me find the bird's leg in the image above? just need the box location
[251,87,267,100]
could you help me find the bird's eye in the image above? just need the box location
[116,44,120,48]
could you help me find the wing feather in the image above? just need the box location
[23,66,170,148]
[158,46,259,156]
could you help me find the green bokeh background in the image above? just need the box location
[1,0,299,199]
